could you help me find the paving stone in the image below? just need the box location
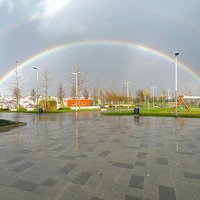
[13,162,34,172]
[42,178,58,187]
[184,172,200,180]
[175,151,194,155]
[57,164,76,174]
[99,150,111,157]
[129,175,144,189]
[58,155,76,160]
[16,149,32,154]
[158,185,177,200]
[135,161,146,167]
[137,152,147,159]
[72,171,92,185]
[112,162,134,169]
[157,157,168,165]
[86,146,96,152]
[6,156,25,164]
[125,195,142,200]
[10,180,38,192]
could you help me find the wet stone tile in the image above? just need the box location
[123,146,139,149]
[52,146,65,151]
[99,150,111,157]
[90,197,103,200]
[125,195,142,200]
[159,185,177,200]
[131,136,143,139]
[112,139,120,143]
[72,171,92,185]
[57,164,76,174]
[188,143,198,149]
[47,142,57,147]
[192,150,200,153]
[156,143,164,147]
[83,141,95,144]
[97,139,106,143]
[13,162,34,172]
[129,175,144,189]
[86,146,96,152]
[16,149,32,154]
[6,156,25,164]
[156,134,162,137]
[140,143,148,148]
[157,157,168,165]
[137,152,147,159]
[42,178,58,187]
[184,172,200,180]
[135,161,146,167]
[58,155,76,160]
[79,153,88,158]
[175,151,194,155]
[112,162,134,169]
[10,180,38,192]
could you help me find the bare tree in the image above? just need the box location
[57,83,65,107]
[92,77,101,106]
[41,66,53,109]
[70,84,76,99]
[30,87,37,105]
[12,61,24,109]
[83,88,89,99]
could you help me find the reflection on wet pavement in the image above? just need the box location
[0,112,200,200]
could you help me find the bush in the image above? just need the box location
[17,107,27,112]
[0,119,17,126]
[39,100,57,111]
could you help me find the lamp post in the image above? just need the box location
[73,71,81,111]
[124,81,131,110]
[151,87,156,108]
[33,67,39,111]
[175,51,179,117]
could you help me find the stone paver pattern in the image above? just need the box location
[0,112,200,200]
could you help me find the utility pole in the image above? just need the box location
[73,71,81,111]
[175,51,179,117]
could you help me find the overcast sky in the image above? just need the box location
[0,0,200,97]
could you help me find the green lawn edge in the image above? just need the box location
[102,108,200,118]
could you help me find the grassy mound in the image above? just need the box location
[0,119,18,126]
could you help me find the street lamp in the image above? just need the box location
[73,71,81,111]
[175,51,179,117]
[124,81,131,110]
[151,87,156,108]
[33,67,39,111]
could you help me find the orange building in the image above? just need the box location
[68,99,92,107]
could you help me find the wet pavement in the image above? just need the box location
[0,112,200,200]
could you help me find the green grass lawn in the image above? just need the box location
[0,119,18,126]
[103,106,200,118]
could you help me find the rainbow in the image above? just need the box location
[1,39,200,84]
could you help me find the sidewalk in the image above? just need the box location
[0,113,200,200]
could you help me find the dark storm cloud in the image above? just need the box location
[0,0,200,95]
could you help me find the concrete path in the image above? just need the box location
[0,112,200,200]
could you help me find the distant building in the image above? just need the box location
[68,99,92,107]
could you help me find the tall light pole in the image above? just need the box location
[33,67,39,111]
[175,51,179,117]
[124,81,131,110]
[151,87,156,108]
[73,71,81,111]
